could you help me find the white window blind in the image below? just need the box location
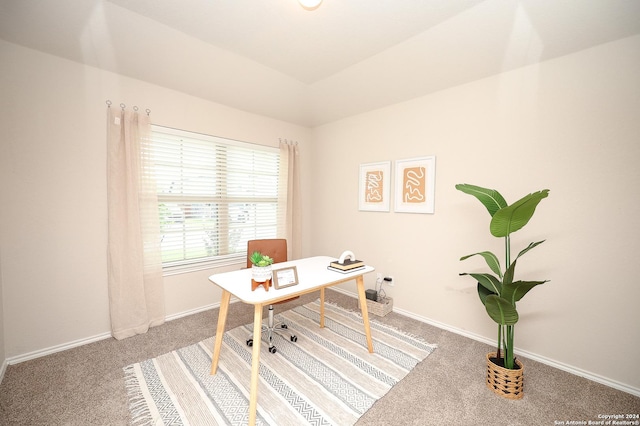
[145,125,282,272]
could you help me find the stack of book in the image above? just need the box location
[327,258,365,273]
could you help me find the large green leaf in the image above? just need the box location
[485,295,519,325]
[477,282,495,306]
[502,257,515,287]
[455,184,507,217]
[460,251,502,278]
[500,251,548,304]
[461,272,501,295]
[490,190,549,237]
[517,240,545,258]
[502,280,549,304]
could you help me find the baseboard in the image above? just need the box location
[331,287,640,398]
[165,297,242,322]
[0,358,7,384]
[6,332,113,366]
[5,299,235,369]
[165,303,218,322]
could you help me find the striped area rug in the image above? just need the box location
[124,300,437,425]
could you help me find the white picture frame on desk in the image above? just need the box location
[394,156,436,214]
[359,161,391,212]
[273,266,299,289]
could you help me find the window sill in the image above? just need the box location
[162,254,245,276]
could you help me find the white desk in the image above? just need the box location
[209,255,375,426]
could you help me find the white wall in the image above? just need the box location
[310,35,640,392]
[1,33,639,395]
[0,40,312,359]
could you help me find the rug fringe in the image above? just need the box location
[123,364,156,426]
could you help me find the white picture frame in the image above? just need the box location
[394,156,436,214]
[273,266,299,289]
[359,161,391,212]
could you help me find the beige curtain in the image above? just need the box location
[279,140,302,260]
[107,106,165,340]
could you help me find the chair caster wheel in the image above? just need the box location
[269,346,277,354]
[291,335,298,342]
[246,339,253,347]
[281,324,288,329]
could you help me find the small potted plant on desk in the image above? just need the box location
[456,183,550,400]
[250,251,274,291]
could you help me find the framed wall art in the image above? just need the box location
[394,156,436,214]
[359,161,391,212]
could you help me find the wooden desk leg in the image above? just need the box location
[356,275,374,353]
[320,287,325,328]
[211,290,231,375]
[248,304,263,426]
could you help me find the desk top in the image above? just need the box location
[208,256,374,304]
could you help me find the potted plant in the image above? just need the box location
[250,251,274,283]
[456,183,549,399]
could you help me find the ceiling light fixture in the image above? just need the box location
[299,0,322,10]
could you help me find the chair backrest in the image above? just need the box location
[246,239,288,268]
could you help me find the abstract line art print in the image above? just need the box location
[359,161,391,212]
[394,156,436,213]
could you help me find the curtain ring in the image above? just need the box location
[106,100,112,107]
[133,106,139,112]
[146,109,151,116]
[120,103,126,110]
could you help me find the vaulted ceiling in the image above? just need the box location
[1,0,639,126]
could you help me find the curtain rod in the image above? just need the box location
[279,138,299,146]
[106,100,300,147]
[106,100,151,116]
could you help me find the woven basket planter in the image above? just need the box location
[486,352,524,400]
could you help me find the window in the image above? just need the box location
[145,126,282,273]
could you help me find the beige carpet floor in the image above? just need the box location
[0,289,638,425]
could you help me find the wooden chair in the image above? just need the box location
[246,239,298,353]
